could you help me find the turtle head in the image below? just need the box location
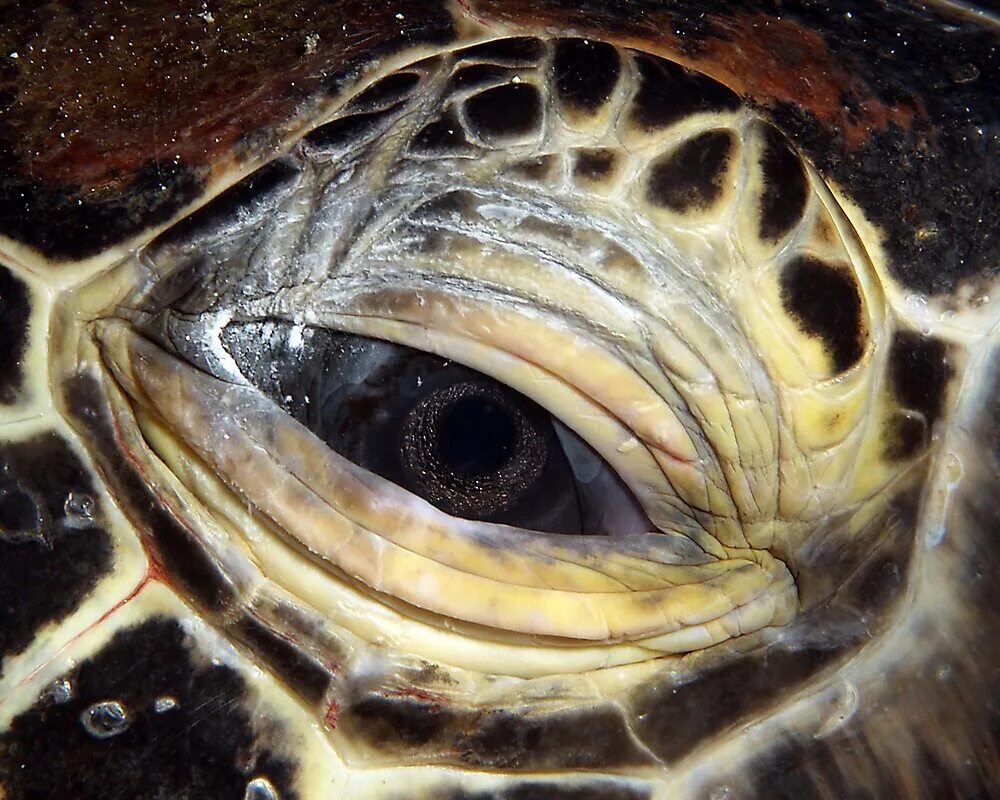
[2,5,997,799]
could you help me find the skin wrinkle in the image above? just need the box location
[729,396,778,523]
[345,290,695,469]
[101,322,796,645]
[145,72,788,564]
[225,302,744,564]
[295,291,701,469]
[140,324,695,584]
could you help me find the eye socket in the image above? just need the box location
[219,319,654,536]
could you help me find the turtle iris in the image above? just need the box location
[219,320,652,535]
[400,383,547,517]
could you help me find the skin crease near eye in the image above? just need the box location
[13,16,996,800]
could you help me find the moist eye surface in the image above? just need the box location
[219,319,652,535]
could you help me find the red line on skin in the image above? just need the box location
[324,699,340,730]
[8,563,154,702]
[456,0,495,29]
[382,686,448,705]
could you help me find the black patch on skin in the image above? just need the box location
[454,37,545,64]
[795,483,920,611]
[464,83,543,145]
[759,124,809,241]
[645,129,735,212]
[883,411,929,462]
[227,614,331,706]
[883,330,952,460]
[411,107,476,156]
[780,256,865,373]
[156,157,300,247]
[0,157,204,263]
[303,107,400,151]
[745,730,993,800]
[63,374,237,613]
[631,642,841,762]
[629,53,741,132]
[507,154,559,182]
[572,148,618,181]
[442,782,650,800]
[344,72,420,112]
[887,329,952,426]
[553,38,621,112]
[459,706,652,770]
[0,266,30,404]
[0,433,113,672]
[342,693,652,769]
[345,692,453,747]
[448,64,521,92]
[0,617,298,800]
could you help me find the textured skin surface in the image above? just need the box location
[0,4,997,800]
[0,433,113,668]
[0,0,995,297]
[0,617,299,800]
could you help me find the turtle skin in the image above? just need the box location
[0,2,998,799]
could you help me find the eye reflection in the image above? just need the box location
[219,320,654,535]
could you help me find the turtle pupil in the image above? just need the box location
[436,395,516,477]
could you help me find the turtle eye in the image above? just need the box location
[218,320,652,535]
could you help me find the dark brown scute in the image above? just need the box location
[553,38,621,112]
[0,433,113,673]
[411,107,476,156]
[454,37,544,64]
[63,373,237,612]
[758,124,809,241]
[629,53,741,132]
[344,72,421,113]
[779,256,864,373]
[0,159,204,263]
[226,614,332,707]
[440,782,650,800]
[464,83,543,145]
[340,691,653,769]
[448,64,521,92]
[572,148,617,181]
[646,129,735,212]
[0,617,299,800]
[304,109,398,151]
[0,266,30,404]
